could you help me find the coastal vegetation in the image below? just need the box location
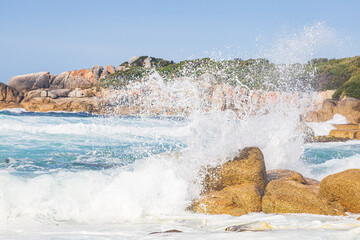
[100,56,360,99]
[312,56,360,99]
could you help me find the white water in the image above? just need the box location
[1,22,360,239]
[307,114,348,136]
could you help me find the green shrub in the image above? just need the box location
[333,74,360,100]
[99,67,146,88]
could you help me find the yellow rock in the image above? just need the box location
[262,179,345,215]
[266,169,306,184]
[203,147,267,192]
[20,97,97,113]
[320,169,360,213]
[333,124,360,130]
[328,129,360,140]
[192,183,263,216]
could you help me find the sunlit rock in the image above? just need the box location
[192,183,263,216]
[262,178,345,215]
[203,147,267,192]
[320,169,360,213]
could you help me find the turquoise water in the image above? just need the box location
[303,144,360,165]
[1,109,360,239]
[2,110,359,178]
[0,110,186,175]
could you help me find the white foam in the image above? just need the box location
[309,153,360,180]
[0,108,27,113]
[307,113,348,136]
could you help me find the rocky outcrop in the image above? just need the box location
[7,72,50,92]
[191,147,266,216]
[203,147,267,192]
[0,83,23,103]
[192,183,263,216]
[329,129,360,140]
[312,124,360,141]
[307,98,360,124]
[191,148,355,217]
[262,178,344,215]
[263,169,343,215]
[20,97,97,113]
[320,169,360,213]
[52,66,104,89]
[333,124,360,130]
[337,98,360,123]
[6,65,108,94]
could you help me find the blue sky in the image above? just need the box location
[1,0,360,82]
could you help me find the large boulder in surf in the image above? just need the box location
[191,147,266,216]
[191,183,263,216]
[262,178,345,215]
[7,72,50,92]
[0,83,23,103]
[319,169,360,213]
[203,147,267,192]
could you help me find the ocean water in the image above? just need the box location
[1,109,360,240]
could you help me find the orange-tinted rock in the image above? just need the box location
[204,147,267,192]
[329,129,360,140]
[333,124,360,130]
[52,65,105,89]
[105,65,115,74]
[192,183,263,216]
[262,179,345,215]
[320,169,360,213]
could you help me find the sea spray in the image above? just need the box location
[0,22,353,226]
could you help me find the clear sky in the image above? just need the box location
[1,0,360,82]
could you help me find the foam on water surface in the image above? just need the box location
[307,114,348,136]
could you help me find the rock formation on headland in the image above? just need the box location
[191,147,359,216]
[0,56,359,123]
[306,97,360,124]
[1,64,113,112]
